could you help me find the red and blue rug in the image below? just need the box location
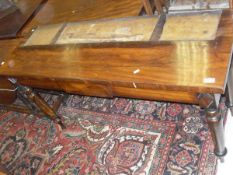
[0,95,224,174]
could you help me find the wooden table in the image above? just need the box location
[0,0,233,159]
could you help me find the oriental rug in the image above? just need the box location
[0,95,225,175]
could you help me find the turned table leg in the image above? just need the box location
[8,78,65,128]
[198,94,227,160]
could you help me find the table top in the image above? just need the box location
[19,0,143,38]
[0,2,233,105]
[0,0,143,64]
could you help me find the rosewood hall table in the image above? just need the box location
[1,1,233,160]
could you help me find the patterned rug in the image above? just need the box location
[0,94,225,175]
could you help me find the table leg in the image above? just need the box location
[198,94,227,160]
[8,78,65,129]
[226,62,233,115]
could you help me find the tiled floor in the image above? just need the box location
[217,111,233,175]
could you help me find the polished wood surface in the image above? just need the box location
[0,0,44,39]
[0,0,231,159]
[0,39,21,104]
[20,0,143,37]
[1,2,233,105]
[0,77,16,104]
[1,10,233,95]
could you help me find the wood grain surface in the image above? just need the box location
[0,39,21,104]
[23,10,221,46]
[160,10,221,41]
[24,23,64,46]
[20,0,143,37]
[24,16,158,46]
[1,2,233,104]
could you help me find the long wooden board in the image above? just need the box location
[23,10,221,47]
[24,16,159,46]
[57,17,158,44]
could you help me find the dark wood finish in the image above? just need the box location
[26,89,57,120]
[52,94,66,112]
[14,83,57,119]
[0,77,16,104]
[0,0,143,105]
[0,1,232,158]
[0,0,44,39]
[16,77,198,104]
[0,104,31,114]
[198,94,227,159]
[7,80,65,127]
[0,39,21,105]
[1,10,233,105]
[0,0,144,128]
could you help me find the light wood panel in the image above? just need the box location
[20,0,143,37]
[24,16,159,46]
[160,11,221,41]
[169,0,230,11]
[23,10,221,47]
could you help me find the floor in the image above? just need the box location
[217,111,233,175]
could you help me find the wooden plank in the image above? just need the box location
[24,17,159,46]
[112,86,199,104]
[15,77,198,104]
[23,11,221,46]
[160,10,221,41]
[57,17,158,44]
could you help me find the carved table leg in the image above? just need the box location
[8,78,65,129]
[198,94,227,160]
